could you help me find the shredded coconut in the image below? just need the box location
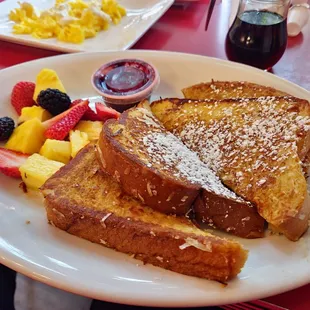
[167,96,310,198]
[100,213,112,228]
[52,208,65,218]
[179,237,212,252]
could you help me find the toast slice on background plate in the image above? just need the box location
[151,96,310,241]
[40,143,248,282]
[97,103,265,238]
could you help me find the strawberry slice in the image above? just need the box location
[0,148,29,178]
[44,100,89,140]
[71,100,120,122]
[95,103,120,121]
[71,99,100,121]
[11,81,36,115]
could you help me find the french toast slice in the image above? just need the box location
[183,81,310,172]
[182,81,288,100]
[97,104,200,215]
[193,190,265,239]
[97,103,265,238]
[41,143,248,282]
[151,96,310,241]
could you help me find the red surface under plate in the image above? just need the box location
[0,0,309,308]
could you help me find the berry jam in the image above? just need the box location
[104,66,146,92]
[92,59,159,112]
[94,60,155,95]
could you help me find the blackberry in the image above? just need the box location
[37,88,71,115]
[0,117,15,141]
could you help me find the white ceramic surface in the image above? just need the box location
[0,51,309,307]
[287,5,310,37]
[0,0,173,52]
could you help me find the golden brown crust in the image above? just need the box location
[194,190,265,239]
[45,198,247,281]
[182,81,288,100]
[302,150,310,177]
[273,194,310,241]
[97,107,201,215]
[41,144,248,282]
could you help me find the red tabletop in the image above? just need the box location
[1,0,309,89]
[0,0,309,308]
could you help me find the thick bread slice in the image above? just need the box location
[194,191,265,239]
[97,105,200,215]
[182,81,310,165]
[182,81,288,100]
[151,97,310,241]
[302,151,310,177]
[41,143,248,282]
[97,103,264,237]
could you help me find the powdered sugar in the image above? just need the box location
[163,96,310,197]
[138,108,244,201]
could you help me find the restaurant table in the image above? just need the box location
[0,0,309,309]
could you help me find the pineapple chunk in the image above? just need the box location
[33,68,66,102]
[40,139,71,164]
[19,153,64,190]
[69,130,89,158]
[6,118,46,154]
[18,106,52,123]
[74,121,103,141]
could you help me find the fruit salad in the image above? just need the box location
[0,68,120,190]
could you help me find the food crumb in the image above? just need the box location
[19,182,27,193]
[216,280,228,287]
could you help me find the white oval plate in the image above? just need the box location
[0,51,309,308]
[0,0,173,53]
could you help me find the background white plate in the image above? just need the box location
[0,0,173,52]
[0,51,309,308]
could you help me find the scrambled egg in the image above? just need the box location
[9,0,126,44]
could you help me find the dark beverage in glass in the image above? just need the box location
[225,0,290,70]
